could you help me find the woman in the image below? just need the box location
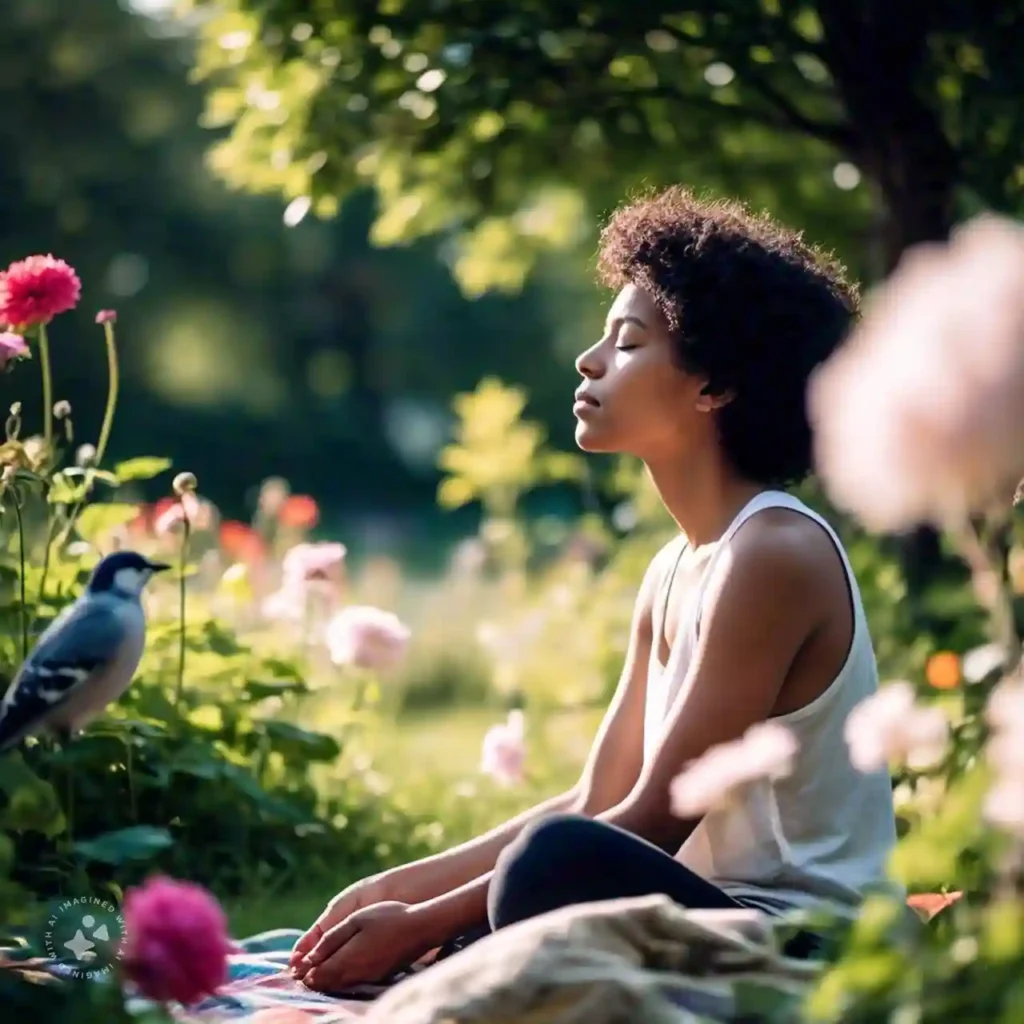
[289,187,898,992]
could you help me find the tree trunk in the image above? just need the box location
[818,1,958,591]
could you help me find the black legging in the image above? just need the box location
[488,813,740,929]
[434,814,821,962]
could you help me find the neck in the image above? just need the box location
[644,447,767,548]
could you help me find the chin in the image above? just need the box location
[574,422,617,453]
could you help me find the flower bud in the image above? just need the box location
[173,471,198,496]
[53,400,71,419]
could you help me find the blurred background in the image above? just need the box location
[0,0,886,569]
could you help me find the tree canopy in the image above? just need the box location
[184,0,1024,293]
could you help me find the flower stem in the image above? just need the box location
[11,489,27,662]
[175,512,191,713]
[95,320,119,466]
[38,323,53,453]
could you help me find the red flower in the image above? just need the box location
[0,255,81,328]
[219,520,265,563]
[279,494,319,529]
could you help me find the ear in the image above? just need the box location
[695,383,735,413]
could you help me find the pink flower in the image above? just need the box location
[843,681,949,773]
[810,215,1024,531]
[95,309,117,324]
[282,542,347,583]
[0,332,28,370]
[121,876,232,1006]
[480,710,526,785]
[325,605,411,670]
[0,254,81,327]
[670,722,797,817]
[154,492,215,535]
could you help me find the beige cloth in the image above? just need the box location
[364,896,822,1024]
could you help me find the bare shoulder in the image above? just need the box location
[710,507,846,610]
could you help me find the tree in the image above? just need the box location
[183,0,1022,293]
[183,0,1024,581]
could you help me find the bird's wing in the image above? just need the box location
[0,599,129,749]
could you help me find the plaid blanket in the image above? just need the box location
[128,929,385,1022]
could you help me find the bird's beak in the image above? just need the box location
[147,561,172,573]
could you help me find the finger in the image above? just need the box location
[288,924,323,967]
[307,918,360,966]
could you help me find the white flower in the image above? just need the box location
[670,722,797,817]
[480,710,526,786]
[962,643,1006,684]
[810,214,1024,531]
[844,682,950,773]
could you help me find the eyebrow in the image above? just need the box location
[607,314,649,332]
[622,315,648,329]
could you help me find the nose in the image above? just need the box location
[575,337,605,380]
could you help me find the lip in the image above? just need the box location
[573,399,598,417]
[574,389,600,408]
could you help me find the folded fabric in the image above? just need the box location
[362,894,822,1024]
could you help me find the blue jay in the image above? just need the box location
[0,551,169,753]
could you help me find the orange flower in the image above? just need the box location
[279,494,318,529]
[219,520,265,563]
[926,651,961,690]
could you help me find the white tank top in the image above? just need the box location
[643,490,900,914]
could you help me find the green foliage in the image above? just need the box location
[186,0,1024,296]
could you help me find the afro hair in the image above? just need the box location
[597,187,858,487]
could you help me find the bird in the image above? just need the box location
[0,550,170,754]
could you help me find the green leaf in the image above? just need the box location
[113,456,173,483]
[72,825,173,865]
[243,679,309,701]
[46,473,86,505]
[74,503,140,544]
[262,721,340,763]
[0,754,66,837]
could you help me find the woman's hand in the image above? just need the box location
[289,874,390,973]
[295,902,434,992]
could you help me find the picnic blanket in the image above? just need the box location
[12,891,962,1023]
[126,928,388,1022]
[135,897,823,1023]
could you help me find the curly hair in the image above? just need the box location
[597,186,858,488]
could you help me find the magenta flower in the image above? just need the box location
[121,876,232,1006]
[0,332,28,371]
[0,255,81,328]
[95,309,118,324]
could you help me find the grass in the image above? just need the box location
[224,702,604,937]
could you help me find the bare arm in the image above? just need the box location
[598,518,827,852]
[402,545,667,940]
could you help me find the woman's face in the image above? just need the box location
[574,284,714,460]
